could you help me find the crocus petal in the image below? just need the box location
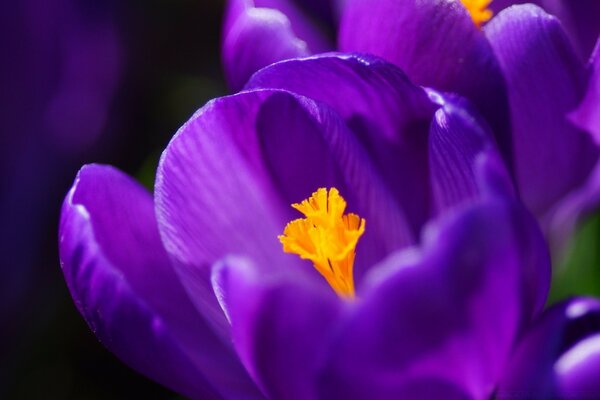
[485,4,599,217]
[318,200,550,399]
[489,0,537,12]
[223,2,309,91]
[541,41,600,255]
[155,89,414,318]
[490,1,600,59]
[339,0,511,158]
[59,165,261,399]
[498,297,600,399]
[428,91,514,214]
[540,0,600,60]
[246,53,436,233]
[556,333,600,398]
[542,160,600,255]
[222,0,331,90]
[213,255,342,399]
[571,40,600,143]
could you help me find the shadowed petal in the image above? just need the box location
[540,0,600,60]
[498,298,600,399]
[223,0,331,90]
[571,40,600,143]
[542,160,600,256]
[155,89,414,319]
[318,200,550,400]
[428,91,515,214]
[485,4,598,217]
[213,256,342,400]
[489,0,537,12]
[339,0,511,158]
[59,164,262,399]
[541,41,600,255]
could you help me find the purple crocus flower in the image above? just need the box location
[223,1,600,256]
[59,53,568,398]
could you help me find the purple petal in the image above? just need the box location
[556,334,600,398]
[571,40,600,143]
[338,0,511,158]
[59,165,261,399]
[222,0,331,90]
[541,41,600,255]
[489,0,538,12]
[213,256,342,399]
[490,1,600,59]
[542,160,600,255]
[246,53,436,234]
[155,89,414,317]
[540,0,600,60]
[318,200,550,399]
[485,4,599,217]
[427,91,515,214]
[498,297,600,399]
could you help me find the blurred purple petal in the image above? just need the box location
[155,89,413,315]
[499,298,600,399]
[556,334,600,398]
[222,0,332,90]
[59,165,261,399]
[246,53,435,234]
[571,40,600,143]
[338,0,511,158]
[427,91,514,214]
[318,200,550,399]
[1,0,123,328]
[213,256,341,399]
[485,4,598,217]
[489,0,537,11]
[543,159,600,256]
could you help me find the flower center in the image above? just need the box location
[460,0,493,27]
[278,188,365,298]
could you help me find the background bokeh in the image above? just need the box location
[2,0,599,398]
[2,0,224,398]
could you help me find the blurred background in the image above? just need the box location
[2,0,599,398]
[2,0,224,397]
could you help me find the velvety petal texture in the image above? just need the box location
[59,165,261,399]
[246,53,435,234]
[339,0,511,158]
[485,4,599,218]
[317,200,550,400]
[155,88,415,317]
[214,256,342,400]
[222,0,332,90]
[498,297,600,399]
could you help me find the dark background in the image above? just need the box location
[3,0,226,398]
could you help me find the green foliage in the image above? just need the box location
[549,213,600,304]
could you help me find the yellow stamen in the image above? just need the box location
[278,188,365,298]
[460,0,493,27]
